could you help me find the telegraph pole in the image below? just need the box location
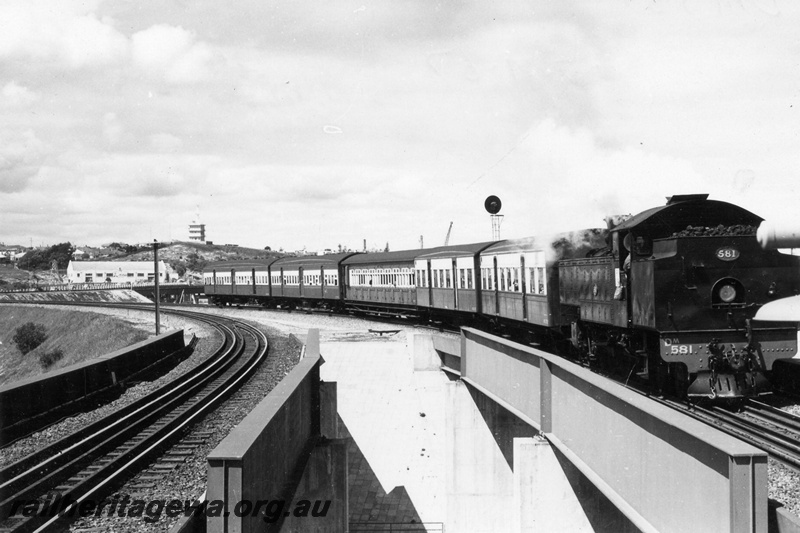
[153,240,161,335]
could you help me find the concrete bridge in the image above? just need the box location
[182,328,800,533]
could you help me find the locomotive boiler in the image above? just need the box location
[559,194,800,399]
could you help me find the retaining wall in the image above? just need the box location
[0,329,189,440]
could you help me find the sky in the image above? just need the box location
[1,0,799,253]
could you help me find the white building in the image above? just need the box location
[66,261,170,284]
[189,207,206,243]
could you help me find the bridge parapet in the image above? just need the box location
[0,281,200,293]
[438,327,767,533]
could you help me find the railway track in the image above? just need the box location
[0,308,268,533]
[657,397,800,471]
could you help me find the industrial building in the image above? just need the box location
[66,261,170,284]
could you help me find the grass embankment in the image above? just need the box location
[0,306,151,387]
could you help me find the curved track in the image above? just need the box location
[0,307,268,533]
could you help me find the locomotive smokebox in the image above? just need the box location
[757,220,800,249]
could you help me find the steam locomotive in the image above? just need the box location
[204,194,800,399]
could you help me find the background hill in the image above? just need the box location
[0,242,283,289]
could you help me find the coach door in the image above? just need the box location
[427,259,434,307]
[520,256,528,321]
[452,258,458,308]
[493,256,500,315]
[299,266,304,297]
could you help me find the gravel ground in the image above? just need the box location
[770,461,800,517]
[770,401,800,518]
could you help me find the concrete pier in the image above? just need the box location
[320,333,592,532]
[320,335,447,528]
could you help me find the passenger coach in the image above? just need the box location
[414,242,494,316]
[341,250,419,315]
[204,259,277,302]
[269,253,356,309]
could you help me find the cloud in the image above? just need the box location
[0,3,128,69]
[0,130,45,193]
[1,81,39,107]
[486,118,709,235]
[102,112,123,146]
[132,25,214,83]
[150,133,184,152]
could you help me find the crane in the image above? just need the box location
[444,221,453,246]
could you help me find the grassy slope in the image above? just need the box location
[0,306,151,387]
